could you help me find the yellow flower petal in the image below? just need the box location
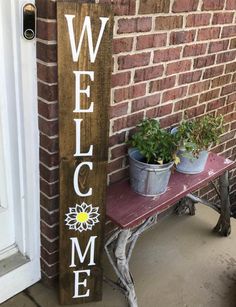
[174,155,180,165]
[76,212,89,223]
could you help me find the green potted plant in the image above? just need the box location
[128,118,179,196]
[173,114,224,174]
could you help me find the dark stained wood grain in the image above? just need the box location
[57,2,113,304]
[107,153,235,229]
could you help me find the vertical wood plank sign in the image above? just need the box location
[57,1,113,304]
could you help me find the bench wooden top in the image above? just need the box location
[106,153,235,229]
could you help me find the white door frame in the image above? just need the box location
[0,0,40,302]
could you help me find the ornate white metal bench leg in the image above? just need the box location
[104,229,138,307]
[115,230,138,307]
[105,216,160,306]
[214,171,231,236]
[176,197,195,216]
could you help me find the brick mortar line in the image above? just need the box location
[110,72,233,91]
[113,10,236,21]
[38,115,58,122]
[41,232,59,243]
[38,79,58,86]
[41,205,59,215]
[40,176,59,186]
[114,22,236,38]
[115,37,235,51]
[109,124,146,136]
[40,161,59,169]
[112,53,236,75]
[38,97,58,104]
[109,101,235,123]
[108,165,129,176]
[109,132,234,156]
[40,132,59,139]
[40,194,59,201]
[40,205,59,214]
[41,219,59,229]
[112,39,236,57]
[41,245,59,255]
[41,258,59,269]
[37,59,57,66]
[223,0,228,10]
[40,137,59,145]
[109,142,127,150]
[39,150,59,159]
[37,17,57,23]
[112,80,148,93]
[38,101,58,109]
[109,109,236,138]
[220,128,236,137]
[38,102,58,111]
[40,191,59,200]
[38,114,59,122]
[110,102,174,120]
[198,0,204,11]
[135,0,140,15]
[111,81,236,106]
[40,262,59,271]
[109,104,235,125]
[37,38,57,45]
[109,155,127,164]
[41,270,58,279]
[151,15,155,32]
[169,0,175,12]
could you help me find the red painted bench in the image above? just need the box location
[105,152,235,307]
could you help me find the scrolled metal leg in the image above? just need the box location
[105,229,138,307]
[105,215,163,307]
[115,230,137,307]
[176,197,196,216]
[213,171,231,236]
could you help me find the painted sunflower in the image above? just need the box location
[65,202,100,232]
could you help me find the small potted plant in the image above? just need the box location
[128,118,179,196]
[173,114,224,174]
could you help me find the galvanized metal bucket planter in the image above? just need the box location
[176,149,208,174]
[128,148,174,197]
[171,127,209,174]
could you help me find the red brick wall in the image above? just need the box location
[36,0,236,282]
[36,0,59,283]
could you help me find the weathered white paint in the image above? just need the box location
[73,162,93,197]
[0,0,40,303]
[70,236,97,267]
[73,71,94,113]
[0,0,17,251]
[65,15,108,63]
[73,270,90,298]
[74,118,94,156]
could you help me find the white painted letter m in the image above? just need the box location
[70,236,97,267]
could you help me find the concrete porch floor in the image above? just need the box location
[2,205,236,307]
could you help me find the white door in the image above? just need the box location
[0,0,18,252]
[0,0,40,302]
[0,118,15,252]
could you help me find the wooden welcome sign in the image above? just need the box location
[57,1,113,304]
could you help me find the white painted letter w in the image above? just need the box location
[65,15,108,63]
